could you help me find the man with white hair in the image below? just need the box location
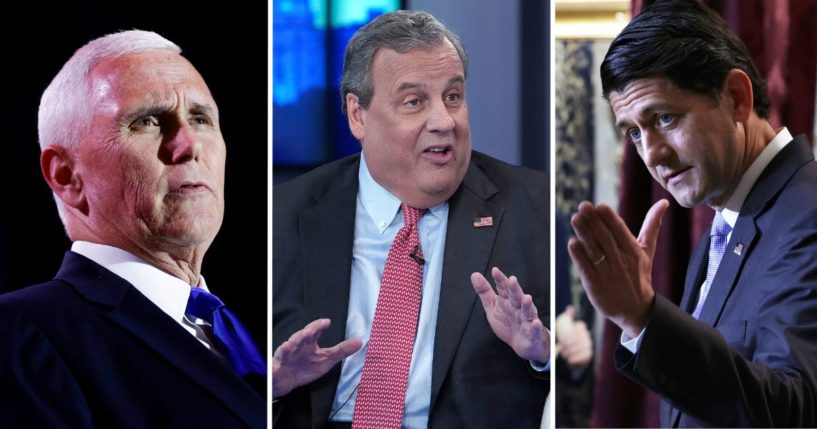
[0,30,265,427]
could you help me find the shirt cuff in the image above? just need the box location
[530,359,551,372]
[620,327,646,354]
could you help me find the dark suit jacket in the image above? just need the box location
[0,251,265,428]
[273,151,550,428]
[615,135,817,427]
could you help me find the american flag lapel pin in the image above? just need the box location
[733,243,744,256]
[473,216,493,228]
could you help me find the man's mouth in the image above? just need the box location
[665,166,692,184]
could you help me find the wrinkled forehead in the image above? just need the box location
[88,50,218,112]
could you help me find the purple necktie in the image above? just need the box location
[186,287,266,377]
[692,211,732,319]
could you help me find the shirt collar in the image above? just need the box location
[71,241,207,324]
[358,154,447,234]
[720,127,792,228]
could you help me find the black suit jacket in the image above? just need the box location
[0,251,265,428]
[615,135,817,427]
[273,151,550,428]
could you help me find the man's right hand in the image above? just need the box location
[272,318,362,399]
[567,200,668,339]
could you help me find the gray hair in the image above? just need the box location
[37,30,181,226]
[340,10,468,114]
[38,30,181,152]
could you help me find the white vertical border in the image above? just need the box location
[267,1,274,427]
[548,0,557,427]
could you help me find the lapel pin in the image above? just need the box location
[733,243,744,256]
[473,216,493,228]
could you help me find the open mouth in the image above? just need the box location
[424,146,451,155]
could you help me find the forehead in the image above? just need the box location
[609,77,678,115]
[369,41,464,90]
[89,50,215,107]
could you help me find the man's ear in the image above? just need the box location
[723,68,754,123]
[41,146,87,214]
[346,93,366,141]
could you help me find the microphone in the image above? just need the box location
[409,244,425,266]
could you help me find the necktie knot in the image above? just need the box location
[401,203,425,226]
[710,211,732,238]
[186,287,224,324]
[185,287,266,377]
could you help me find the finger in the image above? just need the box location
[564,305,575,320]
[505,275,525,309]
[568,237,596,279]
[490,267,512,300]
[471,272,497,311]
[571,206,605,263]
[299,318,331,345]
[324,338,363,361]
[521,293,539,322]
[638,199,670,257]
[582,204,627,260]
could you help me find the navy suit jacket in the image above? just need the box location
[615,135,817,427]
[0,251,265,428]
[273,151,550,428]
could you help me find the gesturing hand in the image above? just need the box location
[567,199,669,339]
[272,318,362,399]
[471,267,550,362]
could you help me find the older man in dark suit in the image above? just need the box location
[273,10,550,429]
[0,30,265,427]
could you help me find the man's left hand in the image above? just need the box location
[471,267,550,362]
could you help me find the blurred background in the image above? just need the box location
[0,2,268,343]
[555,0,817,427]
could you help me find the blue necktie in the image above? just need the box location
[186,287,266,377]
[692,212,732,319]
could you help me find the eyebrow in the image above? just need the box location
[614,102,674,129]
[395,76,465,93]
[121,101,216,124]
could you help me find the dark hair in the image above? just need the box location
[600,0,770,118]
[340,10,468,115]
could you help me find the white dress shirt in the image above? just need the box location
[71,240,218,352]
[622,127,793,352]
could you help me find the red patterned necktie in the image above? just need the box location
[352,203,426,429]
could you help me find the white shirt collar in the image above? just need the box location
[71,241,207,325]
[358,154,447,234]
[720,127,793,227]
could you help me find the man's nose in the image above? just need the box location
[425,100,456,133]
[164,122,201,164]
[641,131,672,168]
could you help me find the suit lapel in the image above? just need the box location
[58,252,263,427]
[299,157,360,424]
[696,136,812,325]
[429,162,502,410]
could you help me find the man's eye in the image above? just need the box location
[657,113,674,126]
[191,115,211,126]
[445,93,462,104]
[627,127,641,142]
[131,116,159,130]
[404,98,422,107]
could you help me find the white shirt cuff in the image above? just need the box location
[530,359,551,372]
[620,327,646,354]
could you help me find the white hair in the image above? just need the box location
[37,30,181,225]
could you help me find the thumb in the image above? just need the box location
[638,198,669,257]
